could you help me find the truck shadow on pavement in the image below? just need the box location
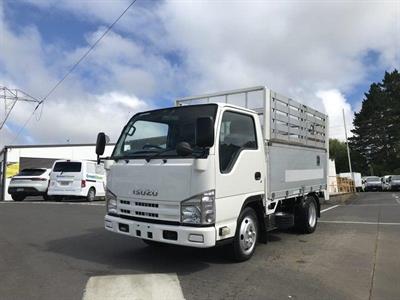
[45,228,283,276]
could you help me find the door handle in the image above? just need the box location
[255,172,261,181]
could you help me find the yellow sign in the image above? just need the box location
[6,163,19,178]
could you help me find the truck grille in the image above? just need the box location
[135,211,158,218]
[118,198,180,222]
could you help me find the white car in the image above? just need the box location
[8,168,51,201]
[48,160,105,202]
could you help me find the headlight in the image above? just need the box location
[106,189,117,215]
[181,190,215,225]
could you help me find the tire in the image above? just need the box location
[11,194,25,201]
[232,207,259,262]
[43,194,50,201]
[86,188,96,202]
[142,239,165,247]
[294,195,318,234]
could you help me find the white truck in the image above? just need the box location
[96,86,328,261]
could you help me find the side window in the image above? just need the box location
[219,111,257,173]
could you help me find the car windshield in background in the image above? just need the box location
[366,177,380,182]
[53,162,82,172]
[112,104,218,159]
[18,169,46,176]
[392,175,400,180]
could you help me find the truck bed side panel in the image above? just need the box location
[267,142,327,200]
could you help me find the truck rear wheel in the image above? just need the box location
[232,207,258,262]
[294,195,318,234]
[11,194,25,201]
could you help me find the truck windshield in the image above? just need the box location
[112,104,218,159]
[53,162,82,172]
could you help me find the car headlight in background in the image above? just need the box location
[181,190,215,225]
[106,189,117,215]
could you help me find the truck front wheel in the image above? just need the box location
[232,207,259,262]
[294,195,318,234]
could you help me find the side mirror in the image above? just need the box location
[196,117,214,148]
[96,132,109,164]
[176,142,193,156]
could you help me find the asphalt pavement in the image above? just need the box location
[0,192,399,300]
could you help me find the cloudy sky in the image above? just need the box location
[0,0,399,146]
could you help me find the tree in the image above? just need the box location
[329,139,348,173]
[329,139,367,174]
[349,70,400,176]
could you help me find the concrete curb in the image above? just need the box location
[322,193,359,205]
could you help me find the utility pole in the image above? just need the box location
[0,86,41,130]
[343,109,355,192]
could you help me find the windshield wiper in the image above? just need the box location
[145,149,173,162]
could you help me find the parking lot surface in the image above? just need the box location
[1,192,399,300]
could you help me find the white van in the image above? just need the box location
[48,160,105,201]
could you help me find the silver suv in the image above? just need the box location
[8,168,51,201]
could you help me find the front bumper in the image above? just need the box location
[104,214,216,248]
[390,185,400,191]
[365,185,382,191]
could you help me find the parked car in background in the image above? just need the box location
[383,175,400,191]
[362,176,383,192]
[48,160,105,202]
[8,168,51,201]
[382,175,391,191]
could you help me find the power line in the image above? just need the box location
[10,0,138,144]
[41,0,138,102]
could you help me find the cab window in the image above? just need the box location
[219,111,257,173]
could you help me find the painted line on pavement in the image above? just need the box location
[82,273,185,300]
[0,201,104,206]
[392,193,400,204]
[343,204,400,207]
[320,205,340,213]
[320,220,400,226]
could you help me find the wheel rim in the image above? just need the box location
[308,200,317,228]
[89,190,94,200]
[239,215,257,255]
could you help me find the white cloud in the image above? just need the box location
[317,89,353,140]
[1,0,399,147]
[3,91,150,146]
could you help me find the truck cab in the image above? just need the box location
[98,86,328,261]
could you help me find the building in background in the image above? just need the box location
[0,143,114,201]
